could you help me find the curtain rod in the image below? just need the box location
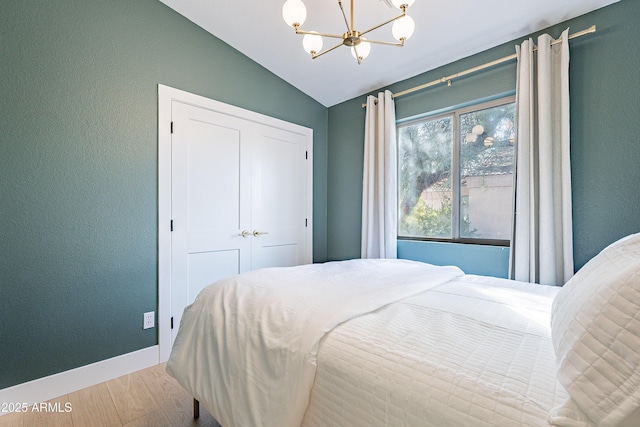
[362,25,596,108]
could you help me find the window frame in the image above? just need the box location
[397,95,516,247]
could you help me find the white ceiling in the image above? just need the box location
[158,0,619,107]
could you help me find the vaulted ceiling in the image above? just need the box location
[159,0,619,107]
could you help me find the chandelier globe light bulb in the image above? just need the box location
[282,0,307,27]
[472,124,485,135]
[351,38,371,61]
[392,15,415,41]
[303,32,323,55]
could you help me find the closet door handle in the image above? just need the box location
[253,230,269,237]
[239,230,251,238]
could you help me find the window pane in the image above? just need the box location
[459,103,515,240]
[398,116,453,238]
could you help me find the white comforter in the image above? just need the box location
[302,274,568,427]
[166,259,463,427]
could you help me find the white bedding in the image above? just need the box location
[166,259,463,427]
[166,238,640,427]
[302,274,567,427]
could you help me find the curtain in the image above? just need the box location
[361,90,397,259]
[511,29,573,286]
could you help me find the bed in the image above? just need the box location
[166,233,640,427]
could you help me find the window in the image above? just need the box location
[398,96,516,245]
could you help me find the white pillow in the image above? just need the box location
[550,233,640,427]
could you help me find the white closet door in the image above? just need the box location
[158,85,313,361]
[170,101,252,341]
[250,123,309,270]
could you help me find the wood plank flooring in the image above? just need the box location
[0,364,222,427]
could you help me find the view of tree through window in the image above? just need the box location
[398,97,516,244]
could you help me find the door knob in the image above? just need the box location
[253,230,269,237]
[239,230,251,237]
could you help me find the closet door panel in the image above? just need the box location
[170,101,252,343]
[251,123,308,270]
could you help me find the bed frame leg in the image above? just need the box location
[193,398,200,419]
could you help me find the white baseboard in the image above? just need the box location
[0,346,159,413]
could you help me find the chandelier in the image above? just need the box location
[282,0,416,64]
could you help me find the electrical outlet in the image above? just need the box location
[143,311,155,329]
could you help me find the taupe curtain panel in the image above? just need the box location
[511,29,574,286]
[361,90,398,259]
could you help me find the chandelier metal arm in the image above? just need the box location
[310,41,345,59]
[295,28,345,40]
[353,44,364,65]
[363,38,405,47]
[359,9,406,38]
[337,0,352,32]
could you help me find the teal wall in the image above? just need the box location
[0,0,328,389]
[327,0,640,275]
[398,241,511,279]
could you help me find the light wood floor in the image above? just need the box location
[0,363,222,427]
